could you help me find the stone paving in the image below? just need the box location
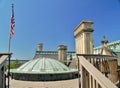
[8,78,79,88]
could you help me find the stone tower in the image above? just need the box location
[58,45,67,64]
[37,43,43,51]
[74,20,94,54]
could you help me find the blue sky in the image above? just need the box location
[0,0,120,59]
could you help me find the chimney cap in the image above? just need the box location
[38,43,43,45]
[58,45,67,50]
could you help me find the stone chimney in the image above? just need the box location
[58,45,67,65]
[74,20,94,54]
[37,43,43,51]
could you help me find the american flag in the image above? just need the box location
[10,4,15,38]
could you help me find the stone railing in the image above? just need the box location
[77,54,118,88]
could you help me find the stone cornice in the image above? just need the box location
[74,28,94,38]
[74,20,93,32]
[74,20,94,38]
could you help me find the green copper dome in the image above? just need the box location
[11,57,77,74]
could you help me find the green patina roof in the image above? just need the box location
[10,57,78,74]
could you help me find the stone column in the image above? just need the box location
[58,45,67,64]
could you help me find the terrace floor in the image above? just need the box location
[7,78,79,88]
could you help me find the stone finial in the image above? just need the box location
[101,36,112,56]
[101,36,108,44]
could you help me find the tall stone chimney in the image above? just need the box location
[37,43,43,51]
[74,20,94,54]
[58,45,67,64]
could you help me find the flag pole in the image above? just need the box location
[7,3,14,88]
[8,37,11,52]
[7,36,11,88]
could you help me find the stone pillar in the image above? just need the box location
[37,43,43,51]
[58,45,67,64]
[74,20,94,54]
